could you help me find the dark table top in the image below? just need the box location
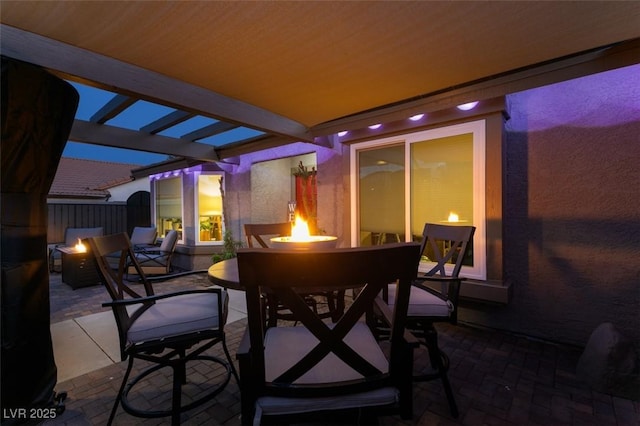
[207,258,243,291]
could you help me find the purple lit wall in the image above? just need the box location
[223,141,345,245]
[461,64,640,346]
[221,64,639,347]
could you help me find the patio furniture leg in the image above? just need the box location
[109,356,134,425]
[222,334,240,384]
[172,362,183,425]
[416,325,458,418]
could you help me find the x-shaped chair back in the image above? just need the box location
[237,242,421,397]
[418,223,476,298]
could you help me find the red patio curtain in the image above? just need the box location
[295,174,317,233]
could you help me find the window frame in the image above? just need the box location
[194,171,225,246]
[350,119,487,280]
[153,173,185,244]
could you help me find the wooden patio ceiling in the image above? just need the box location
[1,2,639,163]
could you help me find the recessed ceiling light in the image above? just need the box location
[338,131,348,137]
[457,101,479,111]
[368,124,382,130]
[409,114,424,121]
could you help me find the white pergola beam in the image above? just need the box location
[1,25,312,143]
[71,120,219,161]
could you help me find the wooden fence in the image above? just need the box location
[47,203,128,244]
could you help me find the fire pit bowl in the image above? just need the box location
[270,235,338,250]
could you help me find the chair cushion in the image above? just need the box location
[160,230,178,251]
[256,322,397,417]
[265,322,388,383]
[256,387,398,417]
[130,227,157,245]
[387,284,452,318]
[127,291,228,344]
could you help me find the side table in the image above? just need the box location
[56,246,102,289]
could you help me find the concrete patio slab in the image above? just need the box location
[51,318,114,383]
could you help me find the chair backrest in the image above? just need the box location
[130,226,157,246]
[244,222,292,248]
[237,242,421,398]
[419,223,476,279]
[64,227,103,246]
[159,229,179,252]
[416,223,475,320]
[86,233,154,359]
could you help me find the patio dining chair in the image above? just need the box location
[87,232,238,425]
[129,226,157,251]
[236,242,421,425]
[381,222,475,418]
[244,222,345,326]
[128,229,178,276]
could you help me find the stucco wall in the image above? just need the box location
[460,64,640,347]
[222,142,344,247]
[222,65,639,348]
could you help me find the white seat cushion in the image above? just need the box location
[387,284,452,318]
[255,322,398,418]
[127,291,227,344]
[130,227,157,245]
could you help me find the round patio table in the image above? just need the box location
[207,258,243,291]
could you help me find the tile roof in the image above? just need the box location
[49,157,137,199]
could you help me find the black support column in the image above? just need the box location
[1,57,78,419]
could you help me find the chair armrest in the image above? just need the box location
[413,276,466,299]
[102,288,223,307]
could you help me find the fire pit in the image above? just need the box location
[270,217,337,250]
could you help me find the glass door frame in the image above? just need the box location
[350,119,487,280]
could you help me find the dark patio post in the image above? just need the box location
[1,57,78,415]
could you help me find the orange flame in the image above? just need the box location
[290,215,312,241]
[75,238,87,253]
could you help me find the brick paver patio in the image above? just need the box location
[47,272,639,425]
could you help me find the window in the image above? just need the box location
[155,176,183,242]
[196,173,224,244]
[351,120,486,280]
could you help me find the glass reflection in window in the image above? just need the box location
[155,176,183,240]
[197,174,224,243]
